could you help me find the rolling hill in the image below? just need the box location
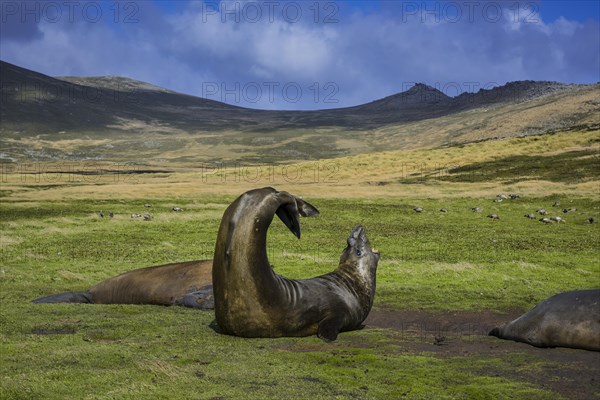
[0,60,598,164]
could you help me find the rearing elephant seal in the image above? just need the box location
[212,187,380,341]
[33,260,214,309]
[489,289,600,351]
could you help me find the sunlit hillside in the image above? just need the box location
[1,130,597,201]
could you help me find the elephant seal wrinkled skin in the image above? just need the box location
[489,289,600,351]
[212,187,380,341]
[33,260,214,309]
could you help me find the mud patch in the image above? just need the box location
[365,309,600,400]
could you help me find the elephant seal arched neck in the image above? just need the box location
[212,187,380,341]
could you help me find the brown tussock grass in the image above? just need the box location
[2,130,598,201]
[58,270,87,281]
[135,359,182,380]
[0,234,22,248]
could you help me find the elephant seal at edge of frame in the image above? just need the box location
[489,289,600,351]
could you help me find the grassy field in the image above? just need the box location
[1,130,599,399]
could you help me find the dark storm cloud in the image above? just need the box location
[0,1,43,42]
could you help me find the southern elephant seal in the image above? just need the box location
[33,260,214,309]
[489,289,600,351]
[212,187,380,341]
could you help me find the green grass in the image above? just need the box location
[1,194,598,399]
[0,306,556,399]
[2,196,598,309]
[280,197,599,310]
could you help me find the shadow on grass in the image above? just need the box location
[441,149,598,183]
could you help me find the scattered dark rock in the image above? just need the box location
[195,371,206,379]
[433,335,447,346]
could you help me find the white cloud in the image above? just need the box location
[253,23,334,78]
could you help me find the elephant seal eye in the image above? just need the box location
[356,249,362,256]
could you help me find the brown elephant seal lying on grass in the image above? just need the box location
[212,187,380,341]
[489,289,600,351]
[33,260,214,309]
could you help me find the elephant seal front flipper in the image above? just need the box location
[212,187,380,341]
[317,317,347,342]
[174,284,214,309]
[489,289,600,351]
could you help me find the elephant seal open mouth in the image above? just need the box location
[212,187,380,341]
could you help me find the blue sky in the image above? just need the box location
[1,0,599,110]
[151,1,600,23]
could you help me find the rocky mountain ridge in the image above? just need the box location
[2,60,593,135]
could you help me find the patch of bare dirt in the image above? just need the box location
[364,309,600,400]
